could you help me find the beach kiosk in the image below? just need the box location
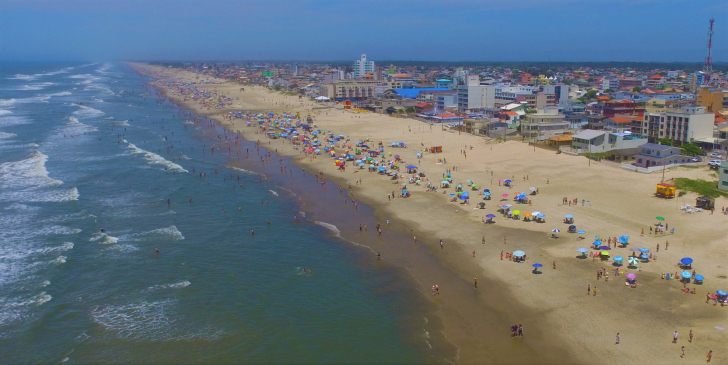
[430,146,443,153]
[696,196,715,210]
[655,183,676,198]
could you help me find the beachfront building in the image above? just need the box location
[602,100,646,118]
[521,107,569,142]
[718,161,728,191]
[457,76,496,112]
[515,92,555,109]
[354,54,375,79]
[323,79,401,101]
[569,129,647,154]
[632,143,691,168]
[369,90,417,113]
[635,106,714,144]
[436,92,458,110]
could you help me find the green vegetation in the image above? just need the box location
[632,86,641,92]
[584,90,598,99]
[405,107,415,113]
[674,178,728,198]
[679,143,702,156]
[656,137,674,146]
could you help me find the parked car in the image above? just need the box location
[710,152,722,158]
[690,157,701,162]
[708,160,722,167]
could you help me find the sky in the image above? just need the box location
[0,0,727,62]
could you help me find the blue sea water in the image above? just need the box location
[0,62,435,363]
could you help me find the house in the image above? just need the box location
[633,143,691,168]
[415,102,434,114]
[570,129,648,154]
[370,90,417,113]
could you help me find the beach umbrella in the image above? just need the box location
[522,212,532,217]
[472,183,479,188]
[401,190,409,194]
[446,173,451,177]
[656,216,665,221]
[600,251,610,256]
[502,194,509,197]
[681,271,692,279]
[441,180,449,184]
[536,213,546,219]
[512,210,520,215]
[468,180,474,184]
[532,263,543,268]
[507,211,514,215]
[486,214,496,218]
[502,204,512,209]
[577,230,586,234]
[552,228,561,233]
[618,235,629,244]
[377,167,386,172]
[640,254,649,259]
[416,152,422,157]
[484,189,490,192]
[529,187,537,191]
[614,256,624,262]
[628,257,639,265]
[484,191,491,196]
[505,179,512,183]
[680,257,693,265]
[577,248,589,253]
[638,248,650,253]
[718,290,727,296]
[599,246,611,250]
[694,274,704,281]
[514,192,520,195]
[512,250,525,257]
[406,165,417,169]
[565,214,574,219]
[358,162,365,167]
[626,273,637,279]
[592,240,601,246]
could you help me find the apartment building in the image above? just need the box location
[633,106,714,144]
[521,107,569,142]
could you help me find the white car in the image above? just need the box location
[710,152,722,158]
[708,160,722,166]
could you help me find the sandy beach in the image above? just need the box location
[134,63,728,364]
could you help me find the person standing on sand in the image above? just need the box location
[482,236,485,244]
[666,240,669,250]
[616,333,620,344]
[501,251,503,260]
[474,278,477,288]
[673,330,679,343]
[593,286,597,296]
[681,346,685,358]
[707,350,712,362]
[657,243,660,252]
[641,228,644,236]
[503,236,507,244]
[518,324,523,336]
[588,284,590,294]
[473,250,476,257]
[689,330,693,342]
[440,239,443,249]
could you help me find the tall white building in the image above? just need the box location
[354,54,375,79]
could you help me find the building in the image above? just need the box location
[494,85,538,101]
[602,77,620,91]
[696,88,728,112]
[636,106,714,144]
[619,78,643,89]
[602,100,646,118]
[516,92,555,109]
[354,54,375,79]
[456,76,495,111]
[435,79,454,88]
[718,161,728,191]
[633,143,691,168]
[436,92,458,110]
[521,106,569,142]
[370,89,417,113]
[330,79,401,100]
[570,129,647,154]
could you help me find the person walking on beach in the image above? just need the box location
[553,260,556,269]
[473,250,476,257]
[440,239,443,249]
[593,286,597,296]
[707,350,712,362]
[482,236,485,244]
[689,330,693,342]
[474,278,477,288]
[641,228,644,236]
[501,251,503,260]
[518,324,523,336]
[673,330,679,343]
[503,236,507,244]
[666,240,669,250]
[616,333,620,344]
[657,243,660,252]
[681,346,685,358]
[588,284,590,294]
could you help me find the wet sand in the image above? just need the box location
[135,63,728,364]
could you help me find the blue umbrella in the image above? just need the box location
[718,290,727,296]
[441,180,449,184]
[638,248,649,253]
[532,263,543,268]
[486,214,496,218]
[681,271,692,279]
[358,162,365,166]
[577,230,586,234]
[640,254,649,259]
[694,274,704,281]
[680,258,693,265]
[416,153,422,157]
[484,192,491,196]
[401,190,409,194]
[355,159,362,163]
[484,189,490,192]
[512,250,525,257]
[565,214,574,219]
[461,192,470,197]
[577,248,589,253]
[536,213,546,219]
[592,240,601,246]
[614,256,624,262]
[377,167,386,172]
[599,246,611,250]
[406,165,417,169]
[618,235,629,244]
[314,149,321,153]
[504,179,512,183]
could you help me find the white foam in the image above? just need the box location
[0,96,50,107]
[106,244,138,252]
[269,190,278,196]
[147,281,191,291]
[126,142,188,173]
[0,110,12,116]
[5,292,52,308]
[52,256,67,264]
[0,132,17,139]
[314,221,340,235]
[90,232,119,244]
[41,280,50,287]
[47,91,71,97]
[122,225,185,242]
[72,105,104,119]
[16,82,54,91]
[231,167,258,175]
[67,116,99,133]
[0,151,63,189]
[0,116,31,126]
[8,74,38,81]
[112,120,129,127]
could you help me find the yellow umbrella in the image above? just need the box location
[600,251,610,256]
[512,210,521,215]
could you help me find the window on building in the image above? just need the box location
[723,181,728,186]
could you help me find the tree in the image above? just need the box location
[604,88,614,93]
[585,90,598,99]
[563,79,574,85]
[680,143,702,156]
[656,137,674,146]
[405,107,415,114]
[632,86,641,92]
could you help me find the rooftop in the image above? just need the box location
[392,88,449,99]
[573,130,606,140]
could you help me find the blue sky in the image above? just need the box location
[0,0,726,62]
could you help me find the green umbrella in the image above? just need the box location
[656,216,665,221]
[628,257,639,265]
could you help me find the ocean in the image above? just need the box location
[0,62,453,363]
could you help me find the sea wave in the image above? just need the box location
[126,142,188,173]
[52,256,67,264]
[0,132,17,139]
[72,105,105,119]
[314,221,340,235]
[269,190,278,196]
[47,91,72,97]
[5,292,52,308]
[0,116,31,126]
[122,225,185,242]
[0,151,63,189]
[147,281,191,291]
[0,95,50,107]
[16,82,55,91]
[90,232,119,245]
[67,116,99,133]
[0,109,12,116]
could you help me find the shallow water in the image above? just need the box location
[0,62,449,363]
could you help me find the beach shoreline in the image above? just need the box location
[133,62,728,364]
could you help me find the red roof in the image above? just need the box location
[610,117,633,124]
[650,74,662,79]
[503,111,518,116]
[435,113,458,118]
[415,102,430,107]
